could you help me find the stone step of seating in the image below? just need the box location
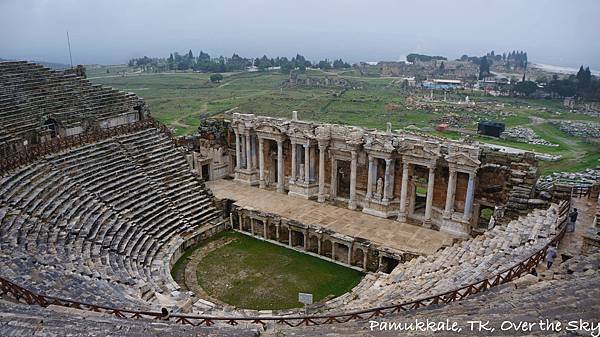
[0,299,259,337]
[315,203,566,312]
[0,61,146,151]
[0,128,220,309]
[280,253,600,336]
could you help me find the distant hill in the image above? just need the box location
[0,58,70,70]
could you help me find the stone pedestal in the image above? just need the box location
[362,198,400,218]
[288,180,319,199]
[439,217,470,238]
[234,168,259,186]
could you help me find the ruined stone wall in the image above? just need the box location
[479,148,540,221]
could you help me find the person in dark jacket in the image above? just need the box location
[568,208,578,232]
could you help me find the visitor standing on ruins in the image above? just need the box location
[546,244,557,269]
[568,208,579,232]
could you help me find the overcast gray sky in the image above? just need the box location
[1,0,599,69]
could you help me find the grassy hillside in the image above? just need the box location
[88,67,600,174]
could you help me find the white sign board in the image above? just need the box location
[298,292,313,305]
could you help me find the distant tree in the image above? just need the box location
[280,62,293,74]
[167,53,175,70]
[478,56,490,80]
[512,80,538,97]
[210,73,223,83]
[406,53,446,63]
[576,66,592,98]
[332,59,350,69]
[439,61,445,71]
[318,59,332,70]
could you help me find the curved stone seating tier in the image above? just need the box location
[0,128,220,309]
[318,204,564,312]
[281,252,600,337]
[0,61,146,152]
[0,299,259,337]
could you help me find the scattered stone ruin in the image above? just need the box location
[284,71,358,89]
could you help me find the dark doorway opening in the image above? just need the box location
[380,256,399,274]
[336,160,351,198]
[202,164,210,181]
[44,119,59,138]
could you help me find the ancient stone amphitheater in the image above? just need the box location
[0,61,598,337]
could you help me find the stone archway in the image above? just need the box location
[307,235,319,253]
[290,230,304,249]
[254,219,265,237]
[333,242,349,263]
[241,216,251,232]
[267,221,277,240]
[321,239,333,258]
[352,248,365,268]
[279,226,290,245]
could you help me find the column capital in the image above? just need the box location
[317,139,329,150]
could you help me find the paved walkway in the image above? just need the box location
[558,197,596,258]
[207,180,454,256]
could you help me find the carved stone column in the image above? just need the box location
[258,138,265,188]
[330,159,338,199]
[309,145,315,181]
[397,162,409,222]
[240,135,246,169]
[366,155,374,199]
[245,132,251,170]
[303,232,308,250]
[234,131,241,169]
[332,242,336,261]
[318,144,327,202]
[317,237,322,255]
[383,158,393,202]
[463,172,476,222]
[423,165,435,227]
[304,143,310,184]
[347,243,352,265]
[277,140,284,193]
[348,150,357,210]
[443,168,457,219]
[290,142,296,182]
